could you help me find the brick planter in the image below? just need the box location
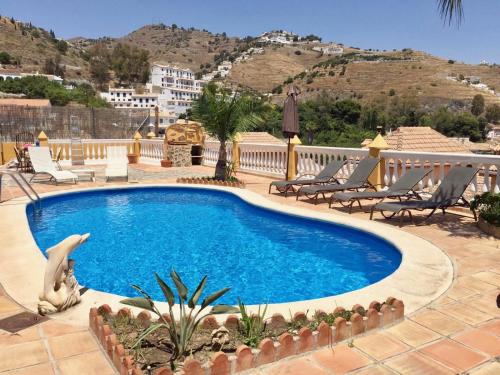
[89,297,404,375]
[177,177,245,188]
[477,217,500,238]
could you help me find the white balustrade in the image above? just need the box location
[47,138,500,193]
[296,146,369,179]
[139,139,164,164]
[238,143,287,177]
[49,139,134,164]
[381,150,500,194]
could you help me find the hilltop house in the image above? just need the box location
[312,44,344,55]
[0,69,63,84]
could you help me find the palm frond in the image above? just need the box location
[438,0,463,25]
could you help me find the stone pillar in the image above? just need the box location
[367,133,389,191]
[154,106,159,137]
[232,132,242,172]
[287,135,302,180]
[38,131,48,147]
[133,131,142,156]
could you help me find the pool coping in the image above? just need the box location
[0,183,453,326]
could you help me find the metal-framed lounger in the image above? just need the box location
[296,157,380,204]
[268,160,345,197]
[28,147,78,185]
[330,168,432,213]
[370,166,479,226]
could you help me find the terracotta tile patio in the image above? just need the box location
[0,164,498,374]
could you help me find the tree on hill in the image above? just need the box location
[110,43,150,85]
[471,94,485,116]
[43,54,65,78]
[0,51,11,64]
[88,43,111,89]
[485,104,500,124]
[56,40,68,54]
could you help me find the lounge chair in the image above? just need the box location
[105,146,128,181]
[296,157,380,204]
[268,160,345,197]
[330,168,432,213]
[28,147,78,184]
[370,166,479,226]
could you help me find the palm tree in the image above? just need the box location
[191,83,266,180]
[438,0,463,25]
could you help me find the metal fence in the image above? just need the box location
[0,106,150,140]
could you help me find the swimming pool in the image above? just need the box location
[27,187,402,305]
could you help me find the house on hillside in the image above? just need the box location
[487,124,500,140]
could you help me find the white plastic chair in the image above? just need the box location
[28,147,78,184]
[105,146,128,181]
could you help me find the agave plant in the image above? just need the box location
[121,270,237,369]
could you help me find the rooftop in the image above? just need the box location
[0,98,51,107]
[370,127,472,153]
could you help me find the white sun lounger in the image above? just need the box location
[105,146,129,181]
[28,147,78,184]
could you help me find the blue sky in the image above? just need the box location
[1,0,498,64]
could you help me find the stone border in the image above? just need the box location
[0,184,452,327]
[89,298,404,375]
[477,217,500,238]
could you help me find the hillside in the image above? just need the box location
[71,24,245,72]
[227,46,500,108]
[0,16,89,79]
[1,16,499,109]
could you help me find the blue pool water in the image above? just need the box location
[27,187,401,305]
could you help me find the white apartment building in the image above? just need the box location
[101,88,159,109]
[101,64,206,122]
[148,63,205,116]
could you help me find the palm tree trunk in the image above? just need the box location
[215,141,227,180]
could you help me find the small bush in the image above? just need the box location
[448,59,455,64]
[471,192,500,226]
[294,50,302,55]
[388,89,396,96]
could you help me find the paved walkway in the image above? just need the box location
[0,165,498,374]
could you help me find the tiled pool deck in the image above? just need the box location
[0,164,498,374]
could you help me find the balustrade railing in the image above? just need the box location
[43,138,499,194]
[49,139,134,164]
[202,141,233,168]
[238,143,286,177]
[139,139,164,163]
[296,146,369,179]
[380,150,500,194]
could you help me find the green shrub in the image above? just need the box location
[237,299,267,347]
[121,270,237,370]
[471,192,500,226]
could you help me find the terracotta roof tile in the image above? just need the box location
[383,127,470,153]
[0,98,51,107]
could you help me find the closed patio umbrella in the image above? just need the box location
[282,86,300,180]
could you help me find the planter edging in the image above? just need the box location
[177,177,246,189]
[89,297,404,375]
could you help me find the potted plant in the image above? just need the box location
[471,192,500,238]
[127,153,139,164]
[161,159,172,167]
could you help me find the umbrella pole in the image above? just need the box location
[285,137,291,181]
